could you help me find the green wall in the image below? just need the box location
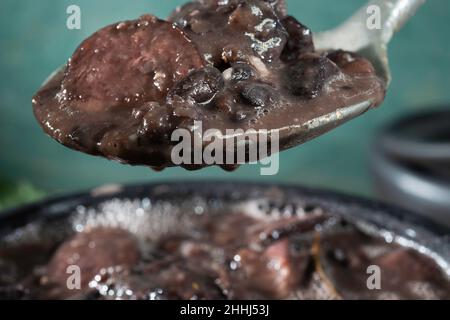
[1,0,449,201]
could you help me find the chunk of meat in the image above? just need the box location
[327,50,375,75]
[45,228,140,293]
[222,239,309,299]
[62,14,205,111]
[375,249,445,284]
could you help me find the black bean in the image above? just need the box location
[280,16,314,63]
[287,54,339,99]
[262,0,288,16]
[241,83,278,107]
[231,63,255,81]
[137,104,173,142]
[169,66,224,104]
[215,91,237,116]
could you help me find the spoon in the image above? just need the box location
[39,0,426,166]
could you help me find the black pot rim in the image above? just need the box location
[370,146,450,226]
[1,180,449,237]
[378,108,450,163]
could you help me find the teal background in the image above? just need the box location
[0,0,449,208]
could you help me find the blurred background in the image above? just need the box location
[0,0,449,212]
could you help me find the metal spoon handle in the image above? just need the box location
[360,0,426,44]
[314,0,426,52]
